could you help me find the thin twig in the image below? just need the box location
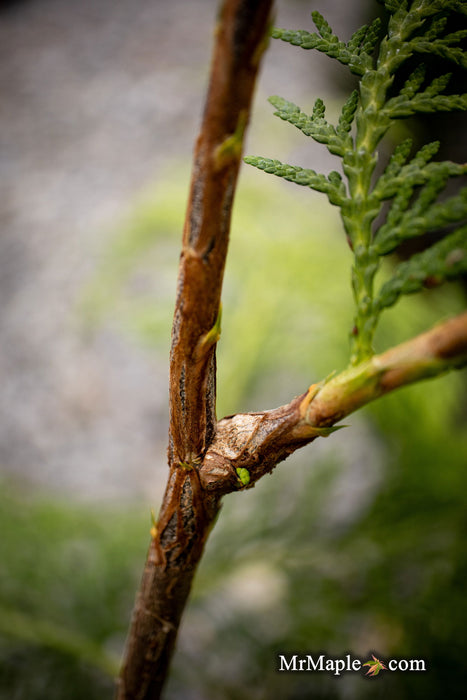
[200,311,467,493]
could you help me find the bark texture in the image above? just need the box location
[117,2,274,698]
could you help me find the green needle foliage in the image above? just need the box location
[245,0,467,365]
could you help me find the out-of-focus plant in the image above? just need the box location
[0,483,148,700]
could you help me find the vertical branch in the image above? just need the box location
[170,0,274,465]
[117,2,273,699]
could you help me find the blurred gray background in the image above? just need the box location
[0,0,367,500]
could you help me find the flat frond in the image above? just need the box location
[385,88,467,117]
[400,64,426,98]
[337,90,359,136]
[268,95,353,157]
[312,98,326,120]
[347,18,382,57]
[423,73,452,97]
[347,24,371,52]
[311,10,333,40]
[380,139,413,180]
[376,227,467,309]
[411,39,467,69]
[413,0,465,18]
[271,13,372,76]
[244,156,347,206]
[249,1,467,363]
[362,18,383,55]
[438,0,467,16]
[375,186,467,255]
[425,15,449,41]
[374,142,466,201]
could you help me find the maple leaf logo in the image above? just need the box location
[363,654,387,677]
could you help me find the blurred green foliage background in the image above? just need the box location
[1,163,466,699]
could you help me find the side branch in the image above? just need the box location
[169,0,274,465]
[305,310,467,425]
[200,312,467,493]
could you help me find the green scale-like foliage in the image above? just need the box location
[245,0,467,365]
[377,226,467,309]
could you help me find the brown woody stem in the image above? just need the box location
[117,2,273,698]
[200,312,467,494]
[169,0,273,466]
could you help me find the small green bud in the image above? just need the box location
[236,467,251,487]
